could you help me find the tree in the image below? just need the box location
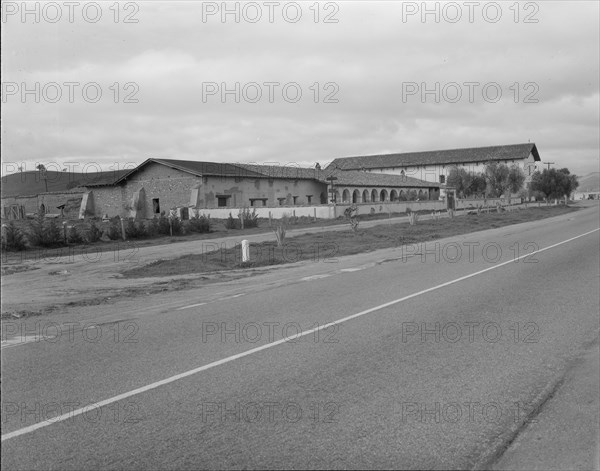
[446,167,470,198]
[36,164,48,192]
[557,168,579,198]
[469,174,487,196]
[484,162,511,197]
[447,167,488,198]
[529,168,579,202]
[507,164,526,194]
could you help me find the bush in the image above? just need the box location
[86,220,103,243]
[154,214,182,236]
[225,212,238,230]
[157,214,171,235]
[67,225,84,244]
[125,218,147,239]
[45,220,64,248]
[186,214,210,233]
[2,221,28,251]
[239,207,259,228]
[27,212,64,247]
[274,224,286,247]
[107,221,122,240]
[281,212,298,226]
[170,216,182,235]
[146,217,159,237]
[27,212,46,246]
[137,220,148,238]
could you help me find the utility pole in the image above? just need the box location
[544,162,555,171]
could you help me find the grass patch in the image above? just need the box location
[123,206,577,278]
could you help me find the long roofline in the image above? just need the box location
[328,143,541,170]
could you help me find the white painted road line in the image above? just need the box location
[176,302,207,311]
[340,266,368,273]
[3,228,598,442]
[300,274,332,281]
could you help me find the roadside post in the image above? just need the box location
[241,239,250,263]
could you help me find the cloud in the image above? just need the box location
[2,1,598,177]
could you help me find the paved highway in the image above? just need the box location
[2,204,599,469]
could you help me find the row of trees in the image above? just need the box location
[446,163,526,198]
[446,163,579,201]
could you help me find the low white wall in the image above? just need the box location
[182,198,516,220]
[190,206,334,220]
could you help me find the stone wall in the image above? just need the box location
[1,191,84,218]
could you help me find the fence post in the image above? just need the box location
[269,211,272,227]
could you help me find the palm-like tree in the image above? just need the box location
[36,164,48,192]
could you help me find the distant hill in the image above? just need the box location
[577,172,600,192]
[1,170,129,197]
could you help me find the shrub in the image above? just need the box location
[239,207,259,229]
[170,216,182,235]
[274,224,286,247]
[27,213,64,247]
[67,225,85,244]
[137,220,147,237]
[86,220,103,243]
[225,212,238,230]
[186,214,210,233]
[125,218,147,239]
[27,212,46,246]
[45,220,64,248]
[107,221,122,240]
[155,214,182,236]
[1,222,28,251]
[146,217,159,237]
[281,212,298,226]
[157,215,171,235]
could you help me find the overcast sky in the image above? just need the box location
[2,1,599,177]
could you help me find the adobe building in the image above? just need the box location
[77,158,440,219]
[328,143,541,186]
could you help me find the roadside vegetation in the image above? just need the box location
[122,205,578,278]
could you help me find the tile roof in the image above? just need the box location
[234,163,324,181]
[327,143,540,171]
[85,158,437,189]
[322,169,439,188]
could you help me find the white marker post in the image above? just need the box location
[241,239,250,263]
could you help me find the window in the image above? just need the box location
[306,195,312,204]
[278,197,286,206]
[216,194,231,207]
[249,198,268,207]
[152,198,160,214]
[439,175,445,184]
[292,196,298,205]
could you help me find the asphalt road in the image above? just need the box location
[2,203,599,469]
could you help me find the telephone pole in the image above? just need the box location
[544,162,555,170]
